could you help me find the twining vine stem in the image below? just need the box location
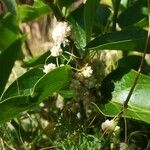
[123,0,150,109]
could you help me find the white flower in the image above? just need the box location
[43,63,56,73]
[81,65,93,78]
[50,44,62,57]
[101,119,115,132]
[52,21,71,46]
[119,142,128,150]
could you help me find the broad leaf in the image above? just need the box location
[67,5,86,49]
[84,0,99,43]
[32,65,71,103]
[0,38,24,95]
[93,4,111,35]
[0,13,19,51]
[0,66,71,124]
[0,96,33,124]
[1,67,44,101]
[86,29,148,52]
[18,1,51,22]
[68,17,86,49]
[100,70,150,124]
[118,0,147,28]
[23,51,53,67]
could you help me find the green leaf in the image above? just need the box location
[59,90,74,99]
[67,5,86,49]
[93,4,111,35]
[84,0,99,43]
[0,38,24,96]
[0,13,19,51]
[134,17,148,28]
[1,67,44,101]
[100,70,150,124]
[118,0,147,28]
[57,0,75,8]
[0,96,34,124]
[2,0,17,15]
[32,65,71,103]
[23,51,55,67]
[86,29,148,52]
[0,66,71,124]
[68,17,86,49]
[18,1,51,22]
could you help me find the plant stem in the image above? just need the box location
[42,0,64,21]
[123,0,150,108]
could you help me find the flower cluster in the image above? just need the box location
[50,21,71,57]
[81,64,93,78]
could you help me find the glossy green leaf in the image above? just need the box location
[100,70,150,124]
[67,5,86,49]
[2,0,17,15]
[87,29,148,52]
[118,0,147,28]
[0,13,19,51]
[0,66,71,124]
[0,38,24,96]
[32,65,71,103]
[134,17,148,28]
[69,17,86,49]
[84,0,99,42]
[18,1,51,22]
[1,67,44,101]
[0,96,34,124]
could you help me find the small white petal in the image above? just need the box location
[50,45,62,57]
[101,119,115,132]
[43,63,56,73]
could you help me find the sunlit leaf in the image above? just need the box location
[32,65,71,103]
[100,70,150,124]
[18,0,51,22]
[1,67,44,101]
[0,66,71,124]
